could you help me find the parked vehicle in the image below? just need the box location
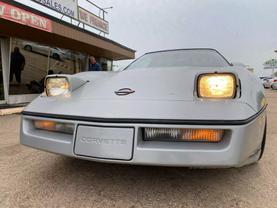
[260,76,272,80]
[21,49,267,168]
[23,41,70,61]
[270,77,277,89]
[263,77,273,89]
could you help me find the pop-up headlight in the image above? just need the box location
[45,77,69,97]
[197,73,237,99]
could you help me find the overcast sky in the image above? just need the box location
[18,0,277,75]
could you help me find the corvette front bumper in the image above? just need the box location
[20,110,266,168]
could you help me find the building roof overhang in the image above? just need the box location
[0,0,135,60]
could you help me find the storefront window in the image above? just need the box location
[8,38,112,97]
[9,39,49,95]
[48,49,87,74]
[99,58,113,71]
[9,38,88,95]
[107,60,113,71]
[0,42,4,101]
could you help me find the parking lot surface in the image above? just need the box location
[0,90,277,208]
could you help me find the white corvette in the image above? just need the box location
[21,49,267,168]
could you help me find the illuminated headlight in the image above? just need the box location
[144,128,224,143]
[197,73,237,99]
[34,120,74,134]
[45,77,70,97]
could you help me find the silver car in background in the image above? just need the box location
[20,49,267,168]
[269,77,277,90]
[271,78,277,90]
[23,41,70,61]
[262,77,272,89]
[262,77,277,89]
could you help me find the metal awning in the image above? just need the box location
[0,0,135,60]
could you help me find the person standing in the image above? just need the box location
[10,47,25,84]
[88,56,102,71]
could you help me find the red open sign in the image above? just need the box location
[0,1,52,32]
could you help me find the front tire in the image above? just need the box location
[24,45,32,51]
[52,53,60,60]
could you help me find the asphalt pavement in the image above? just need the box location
[0,90,277,208]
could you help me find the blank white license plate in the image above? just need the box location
[74,125,134,160]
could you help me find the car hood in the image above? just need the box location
[24,66,261,121]
[73,67,230,101]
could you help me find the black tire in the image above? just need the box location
[52,53,60,60]
[24,45,32,52]
[258,119,267,160]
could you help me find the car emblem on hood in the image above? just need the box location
[115,88,135,96]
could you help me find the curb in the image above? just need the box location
[0,107,24,116]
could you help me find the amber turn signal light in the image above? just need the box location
[144,128,224,143]
[34,120,74,134]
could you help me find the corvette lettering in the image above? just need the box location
[80,137,127,145]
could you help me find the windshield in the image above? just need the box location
[126,49,230,70]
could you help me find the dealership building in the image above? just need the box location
[0,0,135,105]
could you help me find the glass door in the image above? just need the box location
[0,41,5,103]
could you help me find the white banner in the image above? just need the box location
[78,7,109,34]
[33,0,78,18]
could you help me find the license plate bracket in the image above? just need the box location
[74,125,134,160]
